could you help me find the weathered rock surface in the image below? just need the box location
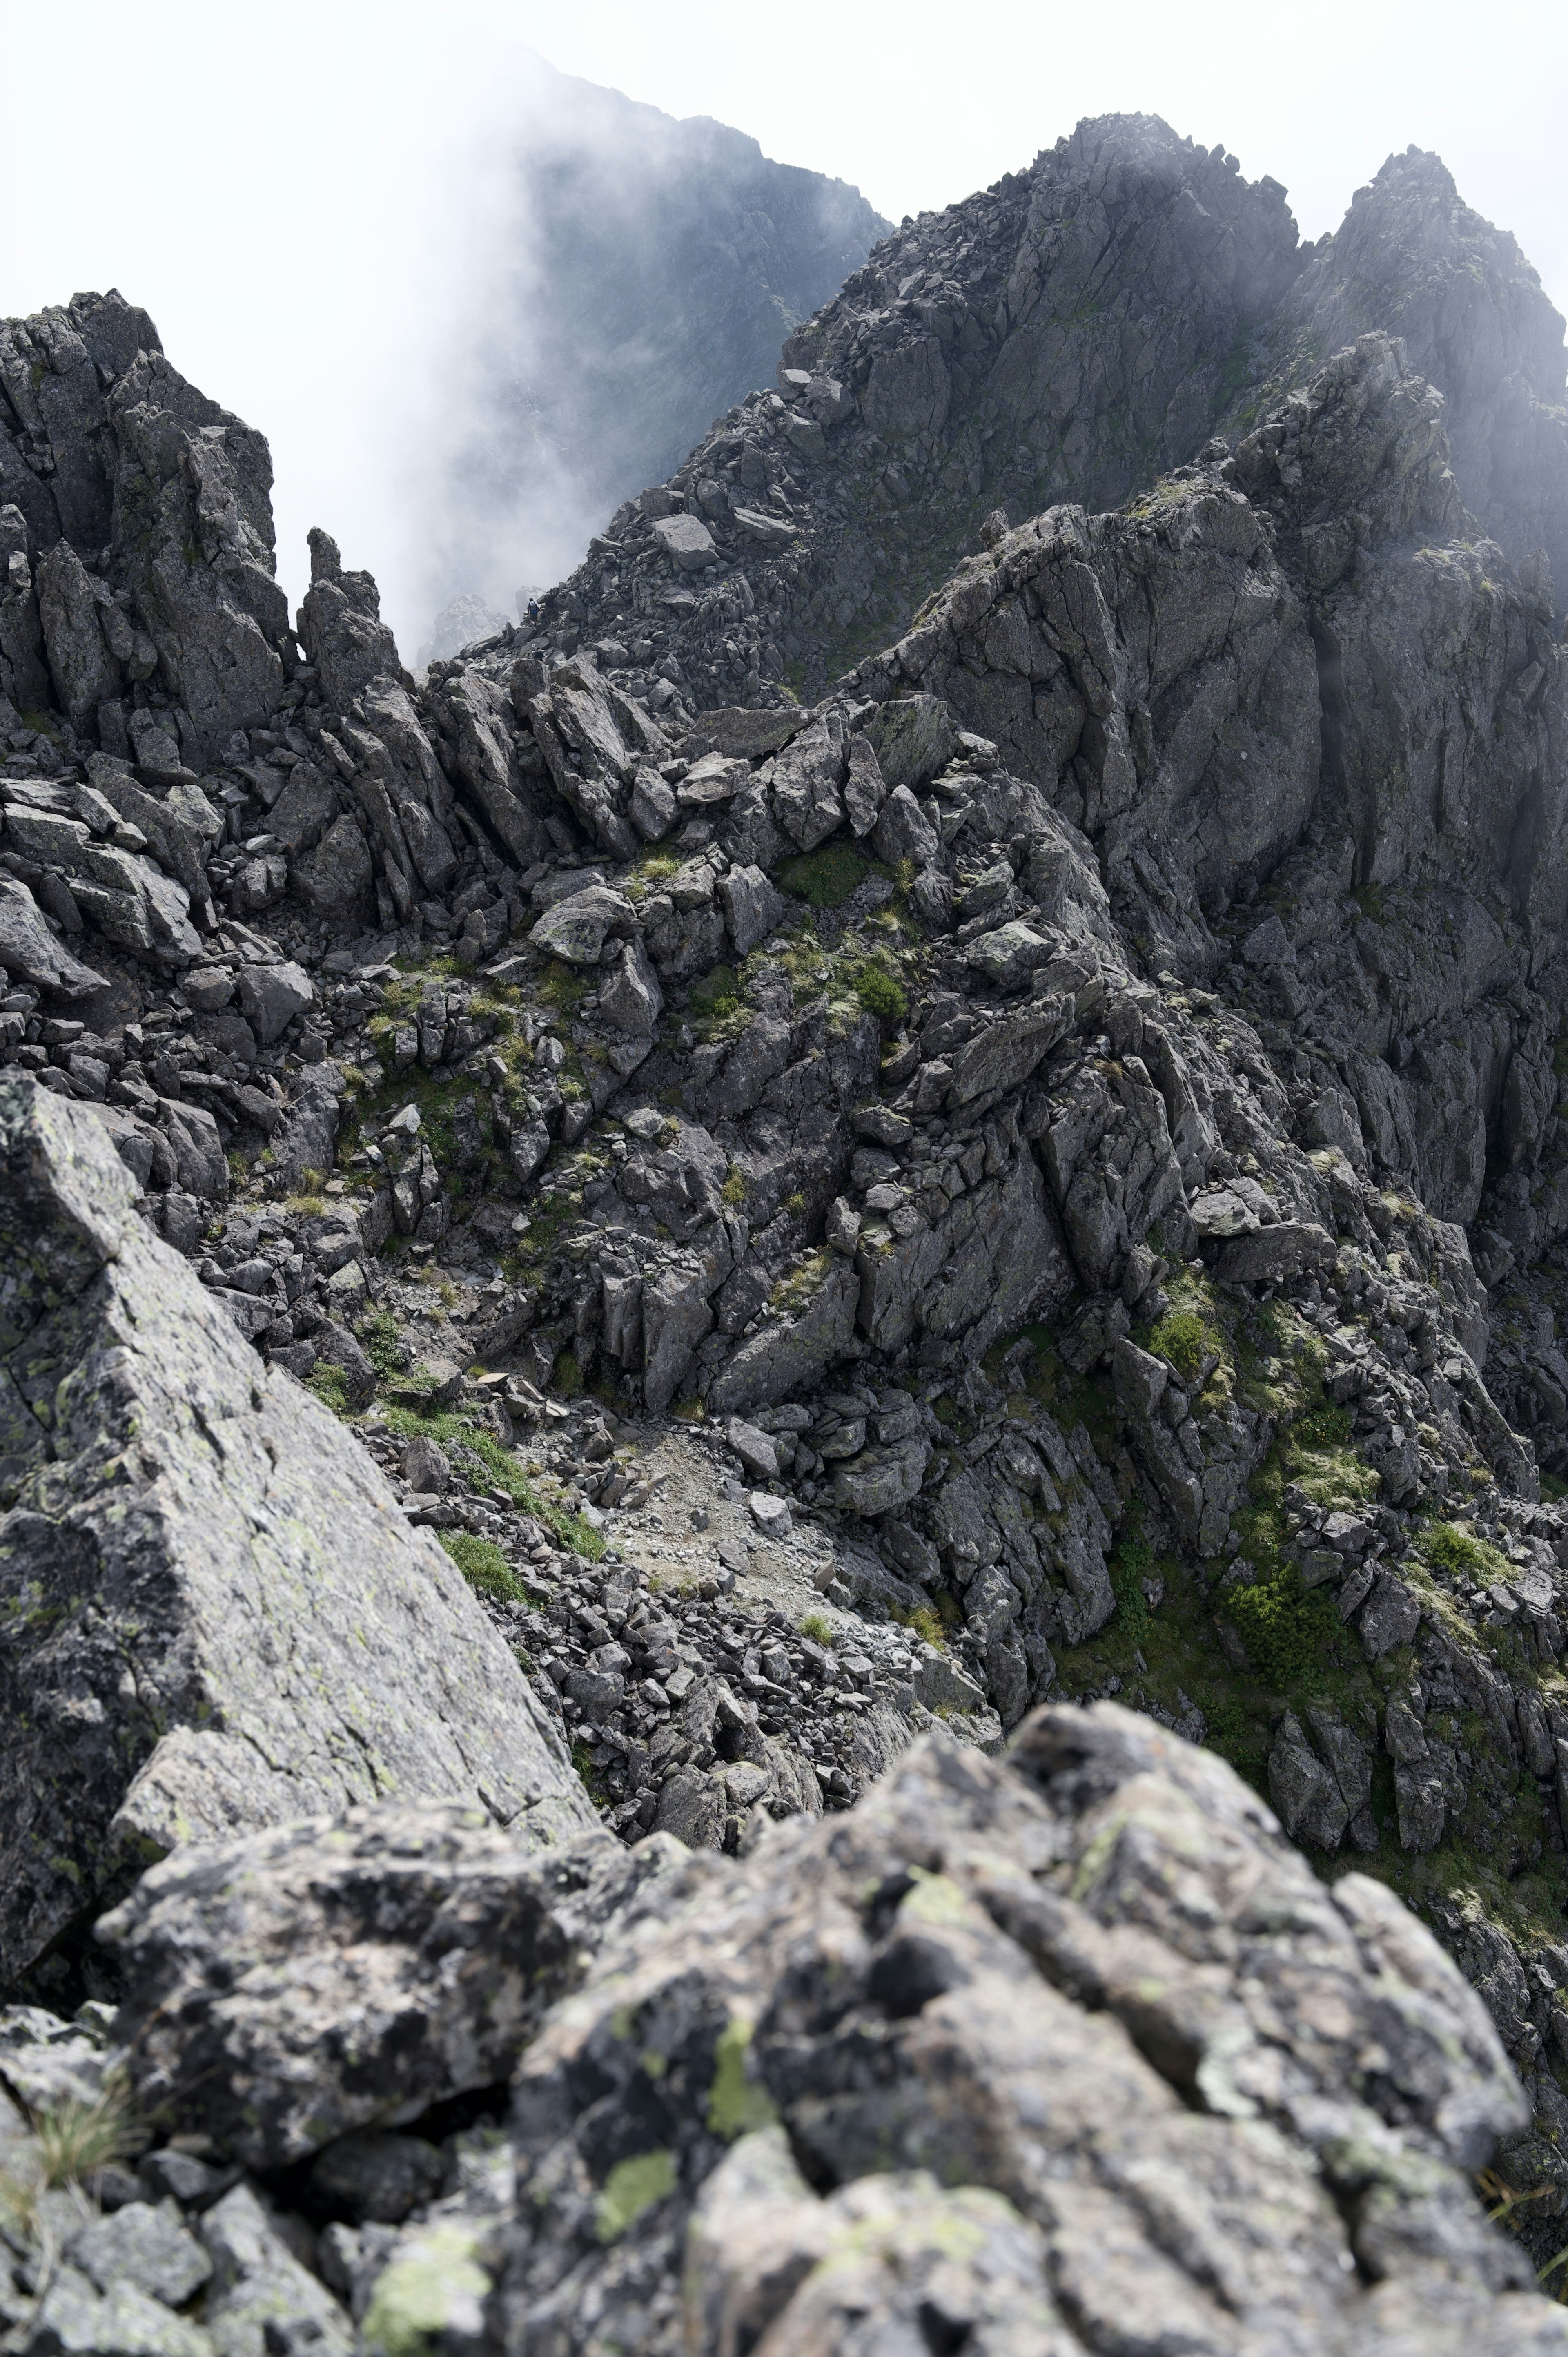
[81,1706,1551,2357]
[100,1803,684,2167]
[0,1079,595,1987]
[530,114,1568,718]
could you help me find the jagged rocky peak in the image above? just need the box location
[529,112,1565,727]
[1255,143,1568,593]
[7,113,1568,2343]
[0,287,293,773]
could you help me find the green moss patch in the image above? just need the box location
[854,959,908,1022]
[379,1403,604,1560]
[437,1530,533,1608]
[780,841,881,908]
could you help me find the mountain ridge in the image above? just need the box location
[520,114,1566,722]
[4,101,1568,2350]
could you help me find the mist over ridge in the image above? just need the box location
[412,58,888,660]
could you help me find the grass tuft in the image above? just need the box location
[437,1530,535,1607]
[854,960,907,1022]
[31,2078,142,2190]
[780,841,875,908]
[380,1403,606,1559]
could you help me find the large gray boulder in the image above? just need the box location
[317,1705,1542,2354]
[100,1803,685,2167]
[0,1079,596,1987]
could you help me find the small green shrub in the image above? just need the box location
[1228,1570,1340,1688]
[538,959,590,1014]
[438,1530,531,1607]
[798,1611,836,1646]
[780,842,871,908]
[572,1738,610,1806]
[1293,1403,1353,1451]
[307,1365,350,1416]
[689,966,741,1024]
[1149,1308,1221,1384]
[1418,1520,1511,1585]
[1110,1529,1153,1643]
[854,961,907,1022]
[381,1404,606,1560]
[358,1309,405,1380]
[721,1164,747,1206]
[891,1602,947,1649]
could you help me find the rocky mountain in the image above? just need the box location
[3,103,1568,2350]
[420,65,888,638]
[532,114,1568,712]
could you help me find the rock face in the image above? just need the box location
[1252,143,1568,604]
[531,114,1566,716]
[0,290,291,761]
[0,1078,595,1987]
[100,1803,684,2167]
[25,1706,1553,2357]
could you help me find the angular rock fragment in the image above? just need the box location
[0,1080,595,1987]
[102,1803,682,2167]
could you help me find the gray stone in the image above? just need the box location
[200,2184,351,2357]
[964,920,1054,992]
[597,937,663,1037]
[707,1260,862,1415]
[1394,1758,1448,1852]
[949,996,1073,1104]
[726,1418,779,1481]
[309,2133,445,2225]
[234,961,313,1044]
[0,1081,595,1986]
[528,885,637,966]
[401,1435,450,1493]
[68,2205,212,2307]
[294,815,373,915]
[1358,1570,1423,1661]
[770,713,846,852]
[0,877,108,999]
[481,1706,1532,2353]
[0,2007,110,2110]
[652,1767,726,1849]
[26,2272,213,2357]
[628,766,677,841]
[1188,1186,1261,1240]
[716,863,785,957]
[730,506,796,549]
[650,514,717,571]
[1268,1711,1352,1852]
[1215,1221,1336,1286]
[103,1803,682,2170]
[865,695,956,790]
[831,1438,928,1516]
[677,752,748,807]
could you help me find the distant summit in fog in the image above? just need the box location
[416,61,887,647]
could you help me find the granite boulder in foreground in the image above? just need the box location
[45,1702,1560,2357]
[0,1077,595,1989]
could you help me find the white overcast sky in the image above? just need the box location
[7,0,1566,653]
